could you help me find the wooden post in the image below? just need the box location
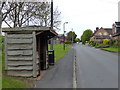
[4,33,8,70]
[37,37,41,75]
[33,31,37,77]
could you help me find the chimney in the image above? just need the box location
[100,27,103,29]
[96,27,99,31]
[112,23,115,34]
[112,24,115,28]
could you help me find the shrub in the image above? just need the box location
[64,41,71,44]
[93,41,97,46]
[89,39,92,44]
[0,35,4,51]
[95,43,99,47]
[0,35,4,42]
[88,39,95,46]
[103,39,109,45]
[109,39,120,48]
[109,39,115,46]
[89,41,97,46]
[115,39,120,46]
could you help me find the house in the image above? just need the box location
[91,27,112,43]
[112,22,120,39]
[52,34,64,44]
[2,26,57,77]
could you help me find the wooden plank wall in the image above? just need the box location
[6,32,38,77]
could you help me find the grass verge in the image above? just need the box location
[49,44,71,62]
[2,77,34,88]
[0,51,2,89]
[101,47,120,53]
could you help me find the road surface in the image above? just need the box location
[36,44,118,88]
[75,44,118,88]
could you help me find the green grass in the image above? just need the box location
[2,77,34,88]
[49,44,71,62]
[102,47,119,53]
[0,51,2,89]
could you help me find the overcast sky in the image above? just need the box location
[54,0,120,38]
[2,0,119,38]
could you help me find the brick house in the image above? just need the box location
[91,27,112,43]
[52,34,64,44]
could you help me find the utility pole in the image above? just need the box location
[63,22,68,50]
[50,0,53,50]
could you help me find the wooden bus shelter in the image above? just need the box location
[2,26,57,77]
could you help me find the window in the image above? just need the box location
[114,25,117,33]
[99,33,102,35]
[103,32,107,35]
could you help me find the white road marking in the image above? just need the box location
[73,49,77,88]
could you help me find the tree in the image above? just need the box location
[1,2,36,28]
[66,31,77,43]
[81,29,93,44]
[75,38,80,43]
[0,2,18,33]
[33,2,61,30]
[1,2,61,30]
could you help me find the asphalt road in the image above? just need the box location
[36,48,74,88]
[75,44,118,88]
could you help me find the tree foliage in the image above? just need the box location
[75,38,80,42]
[1,2,61,30]
[66,31,77,43]
[81,29,93,44]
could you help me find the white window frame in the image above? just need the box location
[99,33,102,35]
[103,32,107,35]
